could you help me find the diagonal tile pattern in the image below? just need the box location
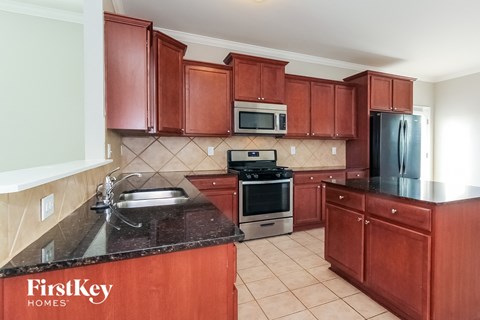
[121,136,346,173]
[237,228,400,320]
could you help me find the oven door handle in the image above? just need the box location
[241,179,291,185]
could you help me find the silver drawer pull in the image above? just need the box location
[391,208,397,214]
[260,222,275,227]
[365,220,370,225]
[357,217,362,222]
[338,195,345,200]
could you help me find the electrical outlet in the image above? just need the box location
[41,194,54,221]
[332,147,337,155]
[207,146,215,156]
[107,143,112,159]
[290,146,296,155]
[41,240,55,263]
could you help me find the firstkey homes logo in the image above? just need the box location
[26,278,113,307]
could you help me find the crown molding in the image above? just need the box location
[432,66,480,83]
[0,0,83,24]
[156,27,377,74]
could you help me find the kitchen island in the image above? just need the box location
[324,177,480,320]
[0,174,243,320]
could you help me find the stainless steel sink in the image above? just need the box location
[115,188,189,209]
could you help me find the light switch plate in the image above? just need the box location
[41,240,55,263]
[332,147,337,155]
[290,146,296,155]
[41,194,54,221]
[207,146,215,156]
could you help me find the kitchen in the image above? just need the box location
[1,0,480,319]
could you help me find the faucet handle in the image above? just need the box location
[107,167,121,178]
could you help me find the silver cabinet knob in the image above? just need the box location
[356,174,360,177]
[306,133,310,136]
[233,192,237,196]
[357,217,363,222]
[212,182,216,185]
[227,130,231,133]
[329,175,333,179]
[310,176,314,180]
[365,220,370,225]
[391,208,397,214]
[317,185,321,189]
[312,133,315,136]
[338,195,345,200]
[257,97,261,100]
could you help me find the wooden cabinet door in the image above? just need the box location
[156,34,186,134]
[285,77,311,137]
[311,82,335,137]
[335,85,356,138]
[261,63,285,103]
[293,183,321,226]
[203,189,238,224]
[105,14,152,131]
[233,59,261,102]
[392,78,413,113]
[184,62,232,136]
[365,217,430,320]
[370,75,392,111]
[325,204,364,282]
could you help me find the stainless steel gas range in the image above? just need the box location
[227,150,293,240]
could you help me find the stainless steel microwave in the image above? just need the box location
[233,101,287,135]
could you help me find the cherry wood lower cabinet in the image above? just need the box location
[0,244,237,320]
[325,184,480,320]
[365,217,430,320]
[293,171,345,230]
[188,175,238,224]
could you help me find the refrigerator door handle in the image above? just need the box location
[403,120,408,175]
[398,120,404,175]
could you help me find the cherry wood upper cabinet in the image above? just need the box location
[105,13,153,131]
[285,77,311,137]
[310,81,335,137]
[224,53,288,104]
[346,71,415,114]
[104,13,187,133]
[184,61,232,136]
[335,85,356,138]
[285,75,356,139]
[153,31,187,134]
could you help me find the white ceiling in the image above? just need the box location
[117,0,480,82]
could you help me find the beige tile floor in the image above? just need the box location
[236,228,401,320]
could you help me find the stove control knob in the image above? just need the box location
[246,174,252,179]
[253,174,259,179]
[275,173,281,178]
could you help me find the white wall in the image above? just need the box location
[434,72,480,186]
[0,10,84,172]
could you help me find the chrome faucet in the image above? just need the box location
[99,167,142,207]
[94,167,143,229]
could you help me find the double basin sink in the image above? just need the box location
[115,188,189,209]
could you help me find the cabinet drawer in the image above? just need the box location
[189,176,237,190]
[294,171,345,184]
[366,195,431,232]
[326,186,365,211]
[346,170,368,179]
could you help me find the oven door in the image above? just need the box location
[239,179,293,223]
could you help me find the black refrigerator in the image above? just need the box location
[370,112,422,179]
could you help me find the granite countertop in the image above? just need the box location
[325,176,480,204]
[290,166,346,172]
[0,171,244,278]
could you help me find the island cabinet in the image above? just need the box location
[325,181,480,320]
[285,75,356,139]
[184,61,232,136]
[104,13,187,133]
[293,171,345,230]
[0,244,237,320]
[224,53,288,104]
[188,175,238,224]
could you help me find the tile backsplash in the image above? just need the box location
[121,136,346,173]
[0,165,115,267]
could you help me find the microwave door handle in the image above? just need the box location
[275,113,279,131]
